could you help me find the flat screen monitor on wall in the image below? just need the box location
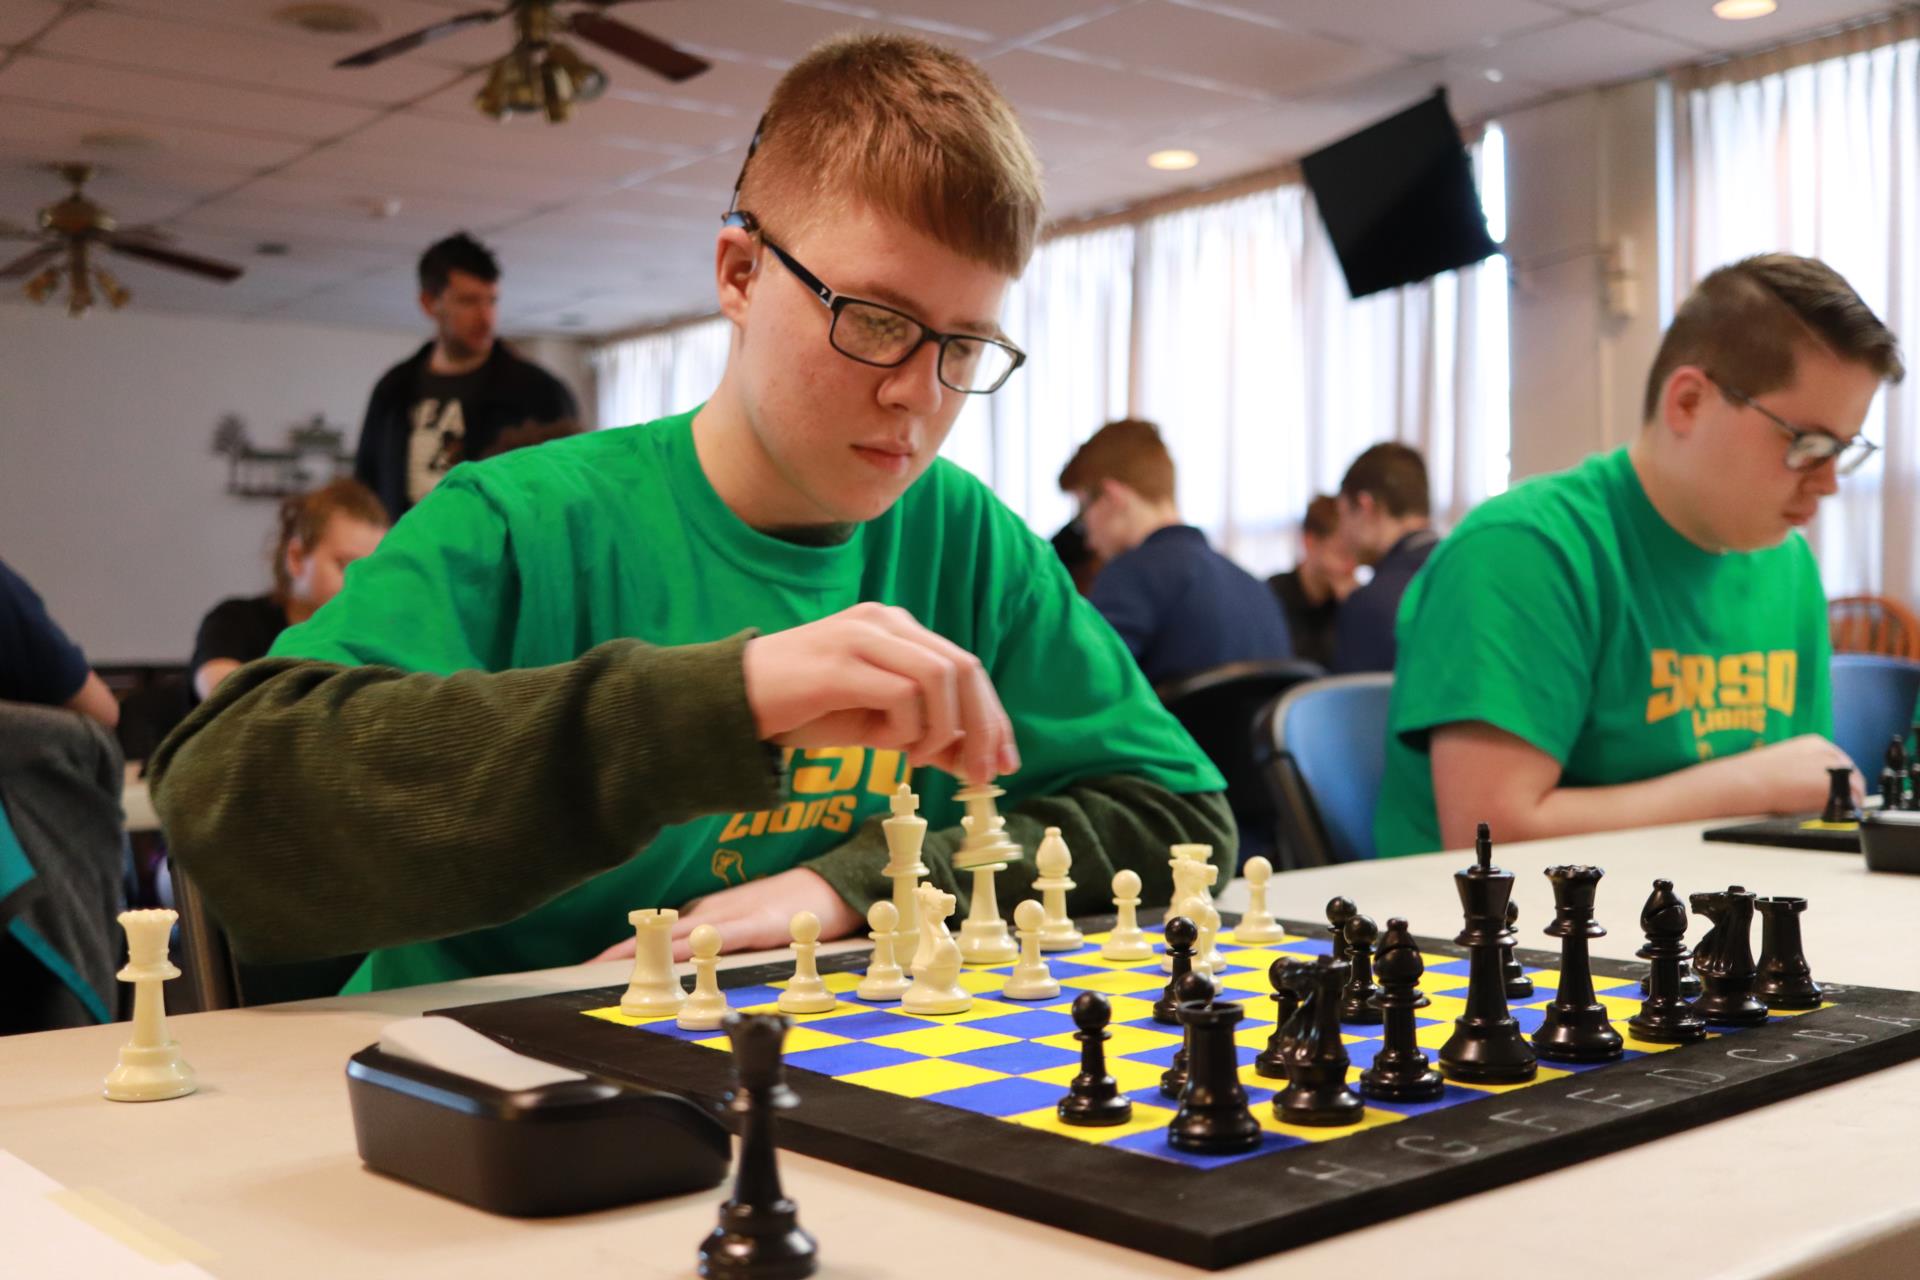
[1300,89,1499,300]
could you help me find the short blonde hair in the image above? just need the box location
[736,34,1044,277]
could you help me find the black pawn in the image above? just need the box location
[1168,999,1262,1154]
[1160,970,1216,1099]
[1153,916,1199,1025]
[1531,865,1623,1063]
[1276,956,1364,1126]
[1254,958,1303,1079]
[1337,914,1384,1024]
[1690,886,1769,1026]
[1881,737,1908,808]
[699,1012,817,1280]
[1325,896,1357,955]
[1359,917,1444,1102]
[1500,899,1534,998]
[1754,896,1822,1010]
[1822,766,1858,823]
[1628,880,1706,1044]
[1438,824,1538,1084]
[1058,992,1133,1126]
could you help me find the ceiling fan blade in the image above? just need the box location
[334,8,504,68]
[0,242,60,280]
[106,235,244,282]
[568,12,709,82]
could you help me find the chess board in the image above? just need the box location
[439,915,1920,1269]
[1703,814,1860,852]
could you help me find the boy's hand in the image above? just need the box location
[743,602,1019,784]
[588,868,864,964]
[1711,733,1862,814]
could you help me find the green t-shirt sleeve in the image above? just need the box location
[1392,522,1599,764]
[1798,536,1836,740]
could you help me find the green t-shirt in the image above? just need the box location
[270,410,1222,989]
[1376,446,1833,858]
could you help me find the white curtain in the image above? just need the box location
[1675,35,1920,604]
[590,316,731,428]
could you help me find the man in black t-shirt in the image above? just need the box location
[353,232,579,520]
[1266,494,1356,669]
[0,557,117,729]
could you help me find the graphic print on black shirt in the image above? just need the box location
[408,367,486,503]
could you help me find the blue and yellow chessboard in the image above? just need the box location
[441,915,1920,1269]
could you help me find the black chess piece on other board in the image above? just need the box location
[1160,969,1216,1100]
[1754,896,1822,1010]
[1531,865,1623,1063]
[1154,916,1199,1025]
[698,1012,818,1280]
[1500,899,1534,999]
[1628,880,1707,1044]
[1255,958,1305,1080]
[1325,896,1357,954]
[1438,825,1538,1084]
[1276,957,1365,1126]
[1882,737,1908,810]
[1338,914,1384,1025]
[1058,992,1132,1126]
[1690,886,1769,1027]
[1822,766,1858,824]
[1168,997,1262,1155]
[1359,918,1445,1102]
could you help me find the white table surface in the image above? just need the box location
[7,820,1920,1279]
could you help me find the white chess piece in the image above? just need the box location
[103,909,195,1102]
[621,908,687,1016]
[857,901,911,1002]
[951,783,1024,869]
[882,784,929,960]
[1233,856,1284,943]
[1180,893,1225,979]
[901,934,971,1015]
[911,881,943,975]
[676,925,731,1030]
[1170,844,1217,905]
[1002,900,1061,1000]
[1032,826,1084,951]
[1163,856,1214,972]
[958,853,1018,965]
[1101,869,1152,960]
[778,911,838,1014]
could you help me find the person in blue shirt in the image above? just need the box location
[1059,418,1293,687]
[1330,443,1439,674]
[0,557,117,730]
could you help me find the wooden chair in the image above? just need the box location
[1829,595,1920,660]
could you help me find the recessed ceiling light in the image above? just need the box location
[1148,149,1199,171]
[273,4,380,36]
[1483,68,1505,83]
[1712,0,1777,19]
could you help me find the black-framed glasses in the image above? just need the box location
[1711,378,1880,475]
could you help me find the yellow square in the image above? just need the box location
[1026,1056,1170,1094]
[692,1025,852,1054]
[583,1005,670,1028]
[893,996,1029,1025]
[1420,969,1471,993]
[840,1059,1007,1098]
[868,1024,1022,1056]
[1218,930,1308,949]
[1237,1060,1291,1091]
[958,969,1009,993]
[1595,993,1646,1019]
[1058,969,1168,996]
[771,971,865,994]
[1258,1102,1409,1142]
[1046,994,1159,1025]
[1214,968,1283,997]
[1008,1101,1179,1144]
[1616,1025,1687,1054]
[1446,1063,1572,1093]
[734,997,863,1022]
[1421,994,1469,1022]
[1063,949,1163,972]
[1590,975,1640,996]
[1040,1023,1182,1057]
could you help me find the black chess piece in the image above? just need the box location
[1500,899,1534,998]
[1881,737,1908,809]
[1276,956,1365,1126]
[1628,880,1707,1043]
[1058,992,1133,1126]
[1154,916,1199,1025]
[1359,917,1445,1102]
[1160,970,1216,1100]
[1255,957,1304,1079]
[1754,896,1822,1010]
[1822,766,1858,823]
[1438,824,1538,1084]
[1338,914,1384,1025]
[1908,758,1920,812]
[1638,955,1703,999]
[1325,896,1358,955]
[699,1012,818,1280]
[1689,886,1769,1027]
[1531,865,1624,1063]
[1168,998,1262,1154]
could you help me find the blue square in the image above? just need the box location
[1109,1126,1298,1167]
[636,1020,723,1042]
[926,1077,1065,1117]
[946,1042,1081,1075]
[785,1042,921,1075]
[810,1010,909,1040]
[975,1009,1078,1040]
[722,983,788,1007]
[1361,1081,1486,1118]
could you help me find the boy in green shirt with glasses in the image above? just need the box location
[1378,253,1902,858]
[151,35,1230,990]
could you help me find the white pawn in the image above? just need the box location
[104,909,194,1102]
[620,908,686,1016]
[1002,900,1061,1000]
[676,925,731,1030]
[857,901,911,1002]
[777,911,837,1014]
[1033,826,1084,952]
[901,935,971,1014]
[1101,869,1152,961]
[1181,893,1224,979]
[1233,856,1284,943]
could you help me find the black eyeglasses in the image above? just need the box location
[1711,378,1880,475]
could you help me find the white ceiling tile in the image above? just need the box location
[602,55,786,118]
[799,0,1107,42]
[1320,58,1555,128]
[98,0,516,71]
[595,181,732,227]
[167,198,497,254]
[1475,15,1705,85]
[1604,0,1899,51]
[0,99,312,172]
[410,78,749,154]
[338,111,681,182]
[1171,100,1399,167]
[626,0,984,66]
[1210,0,1567,59]
[287,136,619,204]
[0,0,60,46]
[982,48,1263,130]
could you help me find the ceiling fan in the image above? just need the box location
[335,0,711,123]
[0,163,244,318]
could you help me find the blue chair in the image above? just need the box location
[1830,653,1920,793]
[1260,674,1394,866]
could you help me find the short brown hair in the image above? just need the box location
[271,478,387,597]
[1302,494,1340,539]
[736,34,1044,276]
[1339,443,1428,518]
[1644,253,1904,422]
[1058,419,1175,504]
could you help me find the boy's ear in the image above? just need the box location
[284,537,308,585]
[1663,365,1710,439]
[714,227,760,324]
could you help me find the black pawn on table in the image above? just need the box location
[1822,765,1859,824]
[1438,824,1538,1084]
[1338,914,1385,1024]
[1325,896,1358,955]
[1754,896,1822,1010]
[1627,879,1707,1044]
[1500,899,1534,999]
[1276,956,1365,1127]
[1254,957,1304,1080]
[1689,885,1769,1027]
[1058,991,1133,1126]
[1168,998,1262,1154]
[1153,916,1200,1025]
[698,1012,818,1280]
[1359,917,1445,1102]
[1531,865,1624,1063]
[1160,970,1216,1100]
[1882,736,1908,810]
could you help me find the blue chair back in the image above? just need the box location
[1831,653,1920,793]
[1265,674,1394,865]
